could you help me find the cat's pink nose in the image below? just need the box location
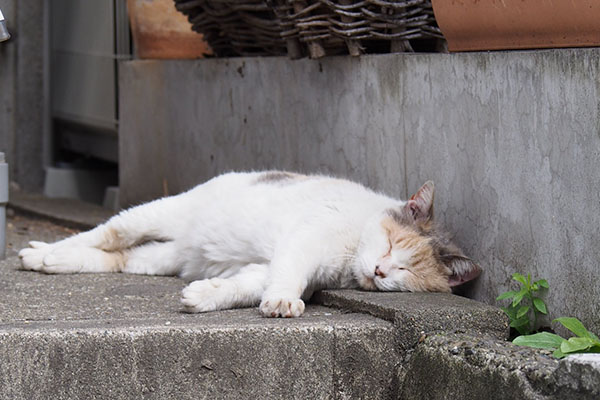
[374,266,386,278]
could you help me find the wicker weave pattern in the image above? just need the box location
[175,0,288,56]
[272,0,442,57]
[175,0,442,58]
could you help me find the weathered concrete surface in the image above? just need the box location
[313,290,509,348]
[9,189,115,230]
[0,0,46,191]
[1,310,396,400]
[554,354,600,397]
[119,50,600,333]
[1,215,399,399]
[398,333,600,400]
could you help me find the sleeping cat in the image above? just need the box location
[19,171,481,318]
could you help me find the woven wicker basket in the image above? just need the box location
[175,0,288,56]
[175,0,443,58]
[269,0,443,58]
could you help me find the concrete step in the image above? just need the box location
[1,298,395,399]
[314,289,509,349]
[0,216,397,399]
[2,212,399,399]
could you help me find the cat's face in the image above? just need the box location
[353,182,481,293]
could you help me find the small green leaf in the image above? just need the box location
[510,318,529,328]
[500,306,512,315]
[501,306,518,321]
[513,332,564,349]
[512,273,527,285]
[554,317,590,338]
[517,305,530,319]
[536,279,549,289]
[588,332,600,344]
[496,291,517,301]
[514,323,532,335]
[510,315,530,329]
[553,348,565,359]
[512,288,528,307]
[533,298,547,314]
[532,283,539,291]
[561,337,594,354]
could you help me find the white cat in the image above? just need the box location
[19,171,480,318]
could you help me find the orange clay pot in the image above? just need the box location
[127,0,212,59]
[432,0,600,52]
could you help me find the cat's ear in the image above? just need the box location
[406,181,435,221]
[442,254,482,287]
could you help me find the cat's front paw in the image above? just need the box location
[181,279,231,313]
[259,297,305,318]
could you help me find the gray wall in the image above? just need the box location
[0,0,16,172]
[0,0,46,192]
[119,50,600,332]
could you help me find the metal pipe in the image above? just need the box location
[0,153,7,259]
[0,8,10,42]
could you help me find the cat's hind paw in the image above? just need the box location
[19,244,54,271]
[19,245,117,274]
[259,297,305,318]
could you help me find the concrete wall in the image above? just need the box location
[0,0,46,192]
[0,0,16,173]
[119,50,600,332]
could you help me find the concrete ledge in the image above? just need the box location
[9,190,114,230]
[398,332,600,400]
[1,250,397,399]
[554,354,600,397]
[2,216,400,399]
[312,290,509,349]
[0,309,396,400]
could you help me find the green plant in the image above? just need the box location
[513,317,600,358]
[496,273,549,334]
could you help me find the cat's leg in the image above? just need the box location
[32,246,125,274]
[25,240,182,275]
[259,269,307,318]
[58,195,184,250]
[19,220,136,272]
[259,231,329,318]
[19,194,188,271]
[181,263,268,313]
[122,241,182,276]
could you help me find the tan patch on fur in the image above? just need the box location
[382,217,450,293]
[254,171,307,185]
[104,250,126,272]
[100,226,122,251]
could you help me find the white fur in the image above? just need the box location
[19,171,406,318]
